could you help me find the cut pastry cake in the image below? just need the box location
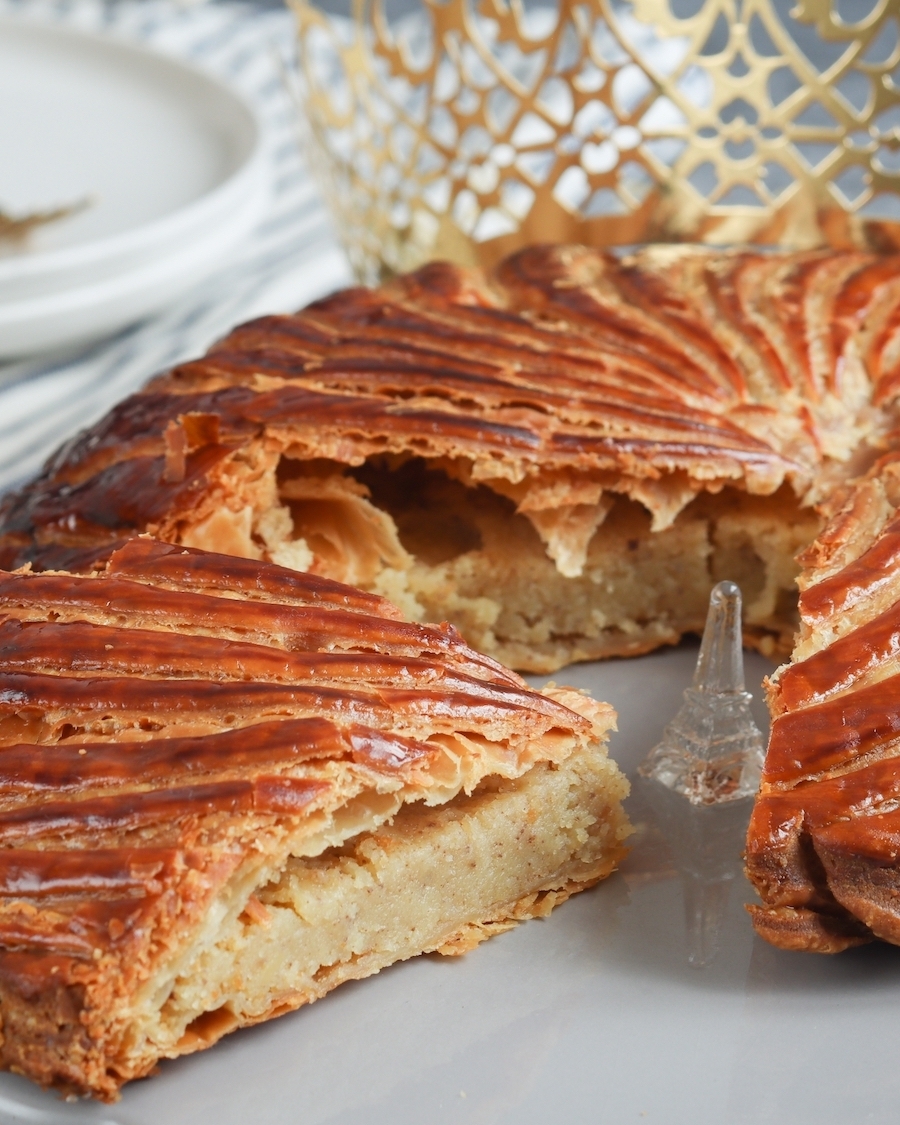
[0,537,628,1099]
[7,243,900,672]
[747,450,900,952]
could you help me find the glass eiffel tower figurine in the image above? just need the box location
[641,581,764,805]
[638,581,765,966]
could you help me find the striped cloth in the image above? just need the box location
[0,0,352,495]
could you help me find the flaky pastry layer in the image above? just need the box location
[747,451,900,952]
[0,539,628,1098]
[4,245,900,669]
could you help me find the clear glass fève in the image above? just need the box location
[636,581,765,967]
[638,580,764,806]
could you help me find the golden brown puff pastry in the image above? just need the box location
[0,537,629,1100]
[746,450,900,952]
[5,244,900,671]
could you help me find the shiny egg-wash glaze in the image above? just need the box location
[5,244,900,582]
[746,450,900,951]
[5,244,900,673]
[0,538,628,1099]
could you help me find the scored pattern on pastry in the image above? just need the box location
[0,536,627,1099]
[3,243,900,672]
[4,243,900,568]
[747,449,900,952]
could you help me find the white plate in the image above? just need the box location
[0,17,267,356]
[0,643,896,1125]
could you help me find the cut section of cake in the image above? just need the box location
[746,450,900,952]
[0,537,629,1099]
[7,244,900,670]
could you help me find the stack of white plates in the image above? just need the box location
[0,16,268,358]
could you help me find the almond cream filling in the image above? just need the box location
[118,743,629,1074]
[168,453,820,673]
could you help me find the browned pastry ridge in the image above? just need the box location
[6,243,900,672]
[0,537,628,1100]
[4,239,900,988]
[746,450,900,952]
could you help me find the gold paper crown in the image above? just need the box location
[292,0,900,281]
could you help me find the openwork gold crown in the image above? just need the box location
[292,0,900,281]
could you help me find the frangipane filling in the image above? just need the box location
[176,453,820,673]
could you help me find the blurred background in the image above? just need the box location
[0,0,352,493]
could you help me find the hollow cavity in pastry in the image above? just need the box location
[4,244,900,670]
